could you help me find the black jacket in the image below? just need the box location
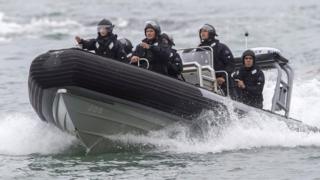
[199,39,234,78]
[167,49,183,78]
[132,35,171,75]
[79,34,127,62]
[233,66,265,108]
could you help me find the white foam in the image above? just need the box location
[0,36,10,42]
[116,18,129,28]
[106,110,320,154]
[0,12,84,40]
[213,112,320,151]
[290,78,320,126]
[0,12,21,36]
[0,113,77,155]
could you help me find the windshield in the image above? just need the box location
[177,47,213,67]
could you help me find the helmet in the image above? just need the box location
[199,24,217,40]
[161,33,175,46]
[144,20,161,36]
[118,38,133,54]
[242,49,256,65]
[97,19,114,33]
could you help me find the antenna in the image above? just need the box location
[244,32,249,50]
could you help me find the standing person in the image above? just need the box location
[233,50,265,108]
[130,21,171,75]
[75,19,127,62]
[198,24,235,95]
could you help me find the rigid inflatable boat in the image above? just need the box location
[28,47,318,153]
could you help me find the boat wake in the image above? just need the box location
[102,107,320,154]
[1,101,320,156]
[0,113,78,156]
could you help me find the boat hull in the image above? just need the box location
[52,87,186,153]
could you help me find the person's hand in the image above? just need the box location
[140,42,150,49]
[130,56,140,63]
[236,79,246,89]
[75,36,81,44]
[217,77,225,85]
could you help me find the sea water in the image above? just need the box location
[1,0,320,179]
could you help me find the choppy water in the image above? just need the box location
[1,0,320,179]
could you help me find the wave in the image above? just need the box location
[0,12,83,41]
[0,113,78,155]
[105,109,320,154]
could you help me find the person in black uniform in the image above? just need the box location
[75,19,127,62]
[233,50,265,108]
[161,33,183,79]
[198,24,235,96]
[118,38,133,60]
[130,21,171,75]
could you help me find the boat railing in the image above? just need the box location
[182,62,204,87]
[129,58,150,69]
[271,63,294,118]
[201,65,217,92]
[138,58,150,69]
[215,70,229,96]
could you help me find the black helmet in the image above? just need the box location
[144,20,161,36]
[97,19,114,33]
[118,38,133,54]
[161,33,175,46]
[199,24,217,40]
[242,49,256,65]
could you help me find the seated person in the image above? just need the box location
[75,19,127,62]
[161,33,183,79]
[233,50,265,108]
[130,21,171,75]
[118,38,133,60]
